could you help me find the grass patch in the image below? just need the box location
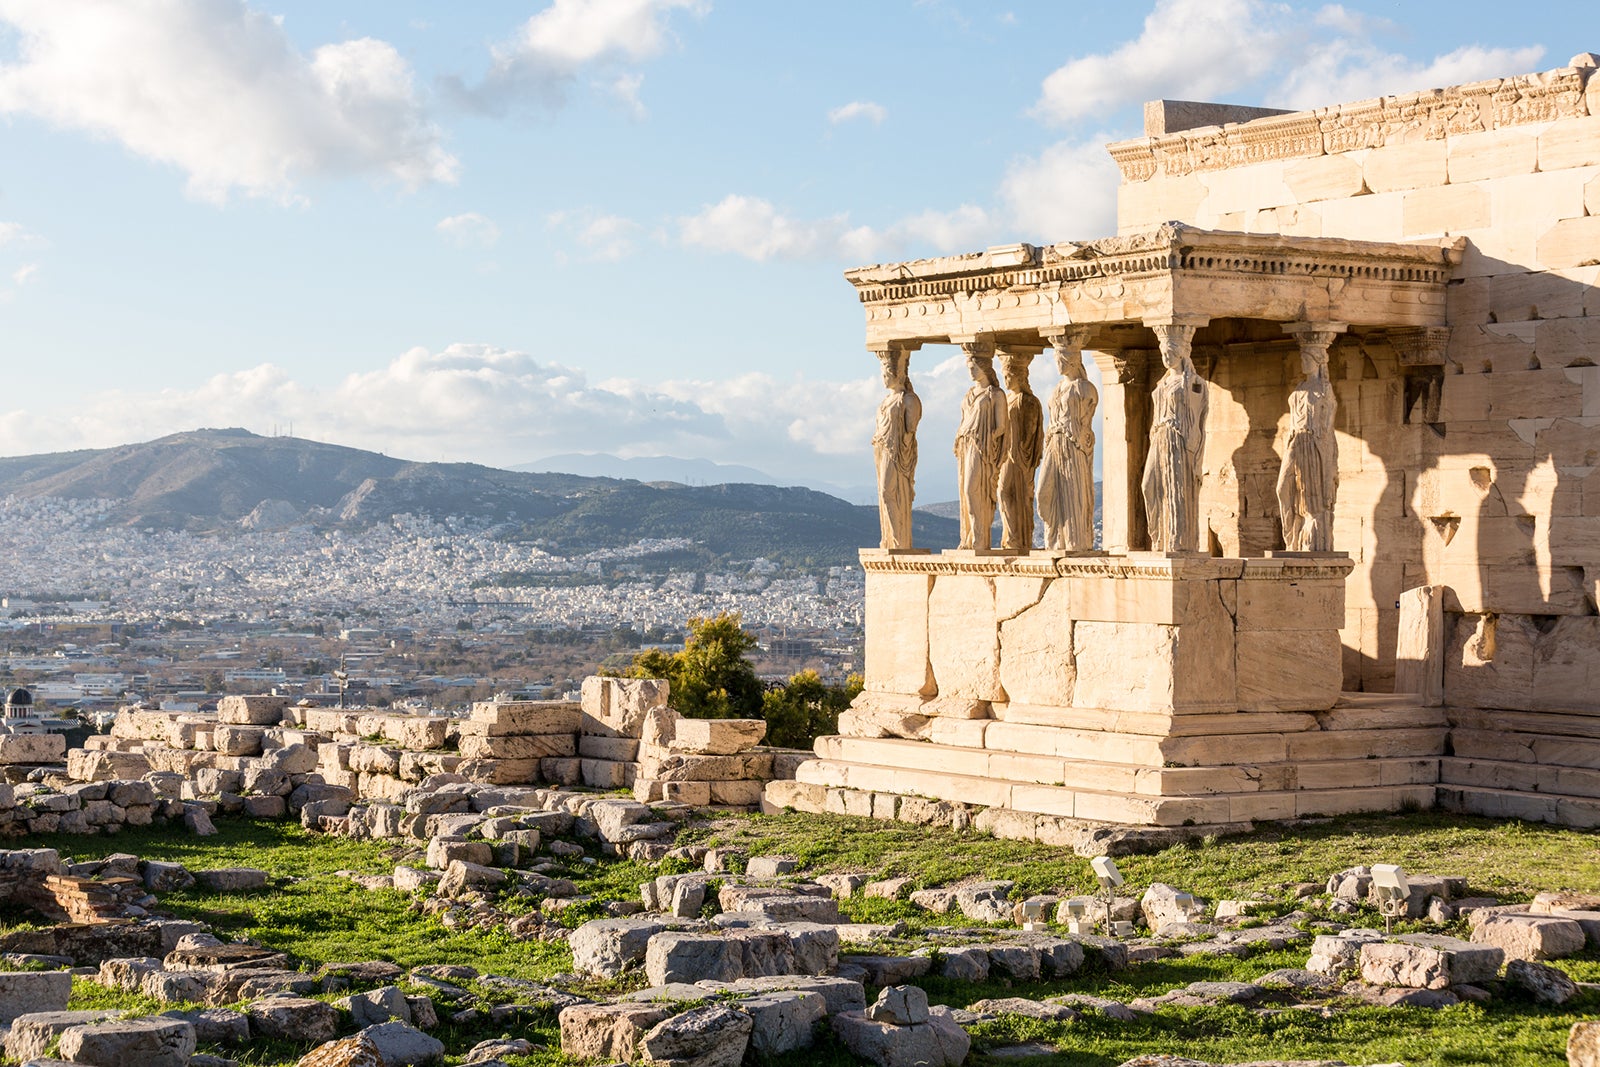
[9,809,1597,1066]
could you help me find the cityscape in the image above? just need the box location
[0,492,865,714]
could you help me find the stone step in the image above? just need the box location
[817,735,1436,796]
[792,755,1435,826]
[1441,756,1600,799]
[1435,784,1600,829]
[1449,707,1600,740]
[1450,728,1600,768]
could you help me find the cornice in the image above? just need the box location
[1106,64,1591,182]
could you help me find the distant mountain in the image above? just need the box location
[0,429,958,570]
[518,453,778,487]
[520,452,878,505]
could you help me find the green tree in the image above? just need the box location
[761,670,862,749]
[624,611,763,719]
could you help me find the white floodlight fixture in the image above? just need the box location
[1091,856,1123,888]
[1065,897,1090,919]
[1021,898,1047,931]
[1372,863,1411,933]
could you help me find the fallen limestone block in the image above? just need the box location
[1472,914,1588,961]
[0,971,73,1023]
[462,1037,537,1062]
[57,1016,196,1067]
[4,1011,122,1061]
[1359,935,1503,990]
[670,718,767,755]
[1306,929,1384,976]
[646,933,743,986]
[710,974,867,1016]
[436,860,507,898]
[360,1020,445,1066]
[344,985,413,1027]
[294,1033,384,1067]
[559,1003,672,1062]
[1505,958,1580,1004]
[570,917,667,978]
[832,1004,969,1067]
[246,997,339,1044]
[736,990,825,1056]
[955,881,1015,924]
[968,997,1081,1021]
[866,984,928,1025]
[1573,1020,1600,1067]
[0,732,66,764]
[159,1007,250,1045]
[640,1003,753,1067]
[581,677,668,737]
[1141,882,1203,930]
[218,695,289,726]
[929,945,989,981]
[193,867,269,892]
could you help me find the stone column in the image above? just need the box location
[1278,322,1346,553]
[1088,348,1152,554]
[869,340,923,550]
[952,335,1006,551]
[996,343,1044,552]
[1142,317,1210,554]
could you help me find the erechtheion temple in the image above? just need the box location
[768,55,1600,832]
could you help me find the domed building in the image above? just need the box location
[4,686,34,719]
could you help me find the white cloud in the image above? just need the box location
[999,137,1119,241]
[678,195,995,264]
[11,263,38,286]
[0,221,40,247]
[828,100,887,125]
[436,212,501,248]
[1277,41,1546,110]
[609,72,648,118]
[1034,0,1547,128]
[458,0,707,114]
[548,209,642,261]
[0,0,456,203]
[1034,0,1289,125]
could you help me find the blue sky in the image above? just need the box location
[0,0,1589,499]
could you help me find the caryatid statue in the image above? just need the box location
[871,344,922,550]
[1141,322,1209,554]
[1037,328,1098,552]
[954,340,1007,550]
[997,348,1043,552]
[1276,324,1344,552]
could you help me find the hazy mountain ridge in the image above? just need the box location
[0,429,958,569]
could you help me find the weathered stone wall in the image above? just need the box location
[1112,59,1600,699]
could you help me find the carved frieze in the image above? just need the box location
[1107,65,1591,182]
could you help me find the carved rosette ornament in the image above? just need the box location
[870,342,922,550]
[1141,321,1208,554]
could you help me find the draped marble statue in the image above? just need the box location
[954,344,1008,550]
[871,346,922,550]
[998,350,1044,552]
[1276,326,1342,552]
[1037,331,1098,552]
[1141,323,1208,554]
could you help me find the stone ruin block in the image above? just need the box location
[669,718,767,755]
[466,701,581,737]
[216,695,289,726]
[580,677,670,738]
[0,733,66,765]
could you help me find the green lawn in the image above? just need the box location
[3,810,1596,1066]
